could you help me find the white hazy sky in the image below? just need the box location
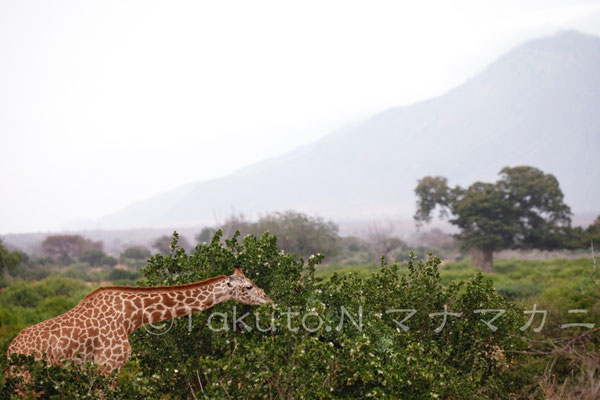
[2,0,600,234]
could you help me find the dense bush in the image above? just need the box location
[79,249,117,267]
[134,231,526,398]
[1,232,529,398]
[1,354,161,399]
[0,277,92,364]
[107,268,141,284]
[121,246,152,260]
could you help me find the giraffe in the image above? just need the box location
[7,266,271,374]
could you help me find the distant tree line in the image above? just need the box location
[0,236,155,286]
[197,210,341,260]
[191,212,456,265]
[121,246,152,260]
[40,235,116,267]
[561,215,600,250]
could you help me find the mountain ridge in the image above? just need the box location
[97,30,600,230]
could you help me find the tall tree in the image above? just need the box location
[414,166,571,272]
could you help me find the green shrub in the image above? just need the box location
[1,232,530,399]
[1,354,160,399]
[0,277,90,356]
[128,231,527,399]
[107,268,141,284]
[79,250,118,267]
[121,246,152,260]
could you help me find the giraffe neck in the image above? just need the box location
[117,278,230,334]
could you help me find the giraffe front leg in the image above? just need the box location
[93,354,119,376]
[93,338,131,376]
[96,339,131,393]
[113,339,131,375]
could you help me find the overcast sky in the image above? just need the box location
[1,0,600,234]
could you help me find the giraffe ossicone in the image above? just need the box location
[7,266,272,373]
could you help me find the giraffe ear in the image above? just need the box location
[233,266,244,277]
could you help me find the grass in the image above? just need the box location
[315,262,382,279]
[441,257,597,303]
[317,256,599,306]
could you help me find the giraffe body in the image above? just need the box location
[7,267,271,373]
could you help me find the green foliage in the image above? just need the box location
[61,264,99,282]
[5,256,55,282]
[120,246,151,260]
[1,354,160,399]
[324,256,596,305]
[41,235,102,260]
[561,215,600,250]
[0,232,554,398]
[107,268,141,284]
[319,255,600,398]
[0,241,21,286]
[317,262,382,279]
[126,231,525,399]
[78,249,105,266]
[414,176,453,224]
[414,166,572,270]
[78,249,117,267]
[152,234,191,255]
[0,277,92,364]
[104,256,118,267]
[0,277,87,310]
[497,166,571,249]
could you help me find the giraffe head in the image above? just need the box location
[225,266,272,305]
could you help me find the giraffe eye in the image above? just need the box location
[227,281,233,287]
[246,285,253,290]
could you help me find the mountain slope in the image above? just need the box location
[98,30,600,230]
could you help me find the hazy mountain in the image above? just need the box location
[98,30,600,230]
